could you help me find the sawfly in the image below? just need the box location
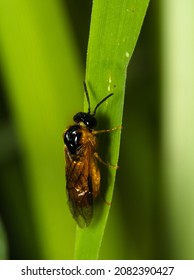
[63,82,119,228]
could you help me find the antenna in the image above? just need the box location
[83,81,91,114]
[93,93,113,115]
[83,81,114,115]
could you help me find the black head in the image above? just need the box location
[73,112,97,129]
[73,82,113,129]
[64,125,81,154]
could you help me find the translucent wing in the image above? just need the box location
[65,147,93,228]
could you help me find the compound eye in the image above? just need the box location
[64,125,82,154]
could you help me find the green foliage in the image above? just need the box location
[2,0,193,261]
[0,0,149,260]
[0,219,7,259]
[74,0,150,260]
[0,0,83,259]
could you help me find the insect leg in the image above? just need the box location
[94,152,118,169]
[93,125,122,135]
[100,194,112,206]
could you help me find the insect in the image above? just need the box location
[63,82,119,228]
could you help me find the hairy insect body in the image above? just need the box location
[64,124,100,227]
[63,82,117,228]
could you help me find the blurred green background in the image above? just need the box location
[0,0,194,260]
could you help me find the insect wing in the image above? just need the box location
[65,147,93,228]
[68,187,93,228]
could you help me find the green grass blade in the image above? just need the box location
[0,0,83,259]
[0,219,8,259]
[161,0,194,258]
[74,0,150,260]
